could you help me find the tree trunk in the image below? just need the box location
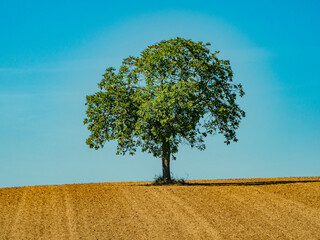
[162,141,171,182]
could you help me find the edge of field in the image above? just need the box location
[1,176,319,190]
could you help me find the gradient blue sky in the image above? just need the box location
[1,0,319,188]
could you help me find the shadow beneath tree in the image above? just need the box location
[180,179,320,186]
[143,179,320,187]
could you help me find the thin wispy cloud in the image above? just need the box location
[0,67,66,74]
[0,68,14,72]
[0,59,109,75]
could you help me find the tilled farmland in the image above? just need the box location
[0,177,319,239]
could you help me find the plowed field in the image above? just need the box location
[0,177,319,239]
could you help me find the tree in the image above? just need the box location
[84,38,245,183]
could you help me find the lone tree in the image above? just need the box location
[84,38,245,183]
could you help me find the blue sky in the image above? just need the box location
[1,0,319,188]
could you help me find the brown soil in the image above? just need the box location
[0,177,319,239]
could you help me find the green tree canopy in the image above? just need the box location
[84,37,245,182]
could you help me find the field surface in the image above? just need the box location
[0,177,319,239]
